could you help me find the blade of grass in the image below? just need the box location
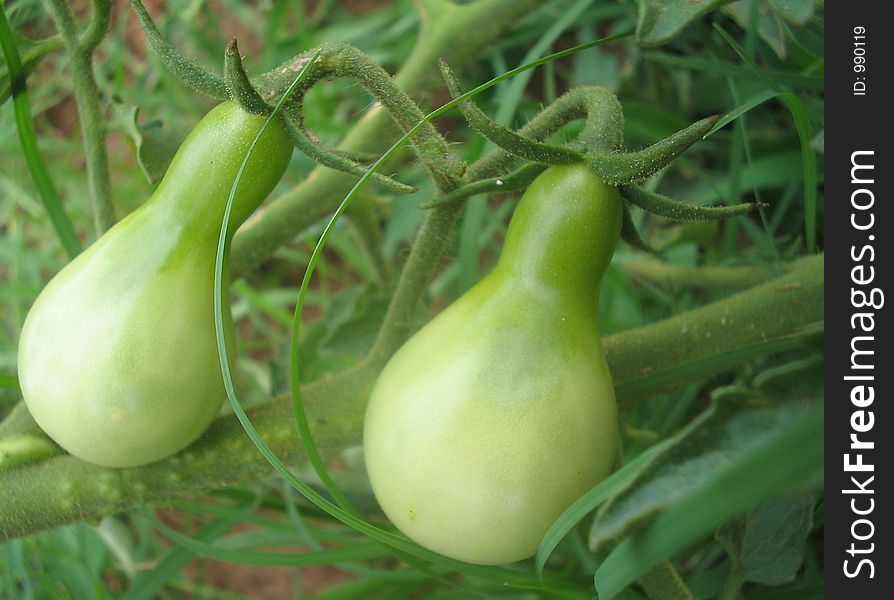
[150,515,391,566]
[122,512,241,600]
[712,24,817,252]
[0,5,81,259]
[535,446,659,575]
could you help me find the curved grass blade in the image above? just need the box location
[0,5,81,258]
[150,515,391,566]
[535,446,658,575]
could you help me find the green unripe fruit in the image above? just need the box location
[18,101,292,468]
[363,163,622,565]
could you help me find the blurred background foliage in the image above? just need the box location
[1,0,823,598]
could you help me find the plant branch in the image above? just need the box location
[639,561,696,600]
[79,0,112,54]
[622,185,765,222]
[0,256,823,539]
[618,257,778,290]
[230,0,548,276]
[127,0,228,99]
[47,0,115,235]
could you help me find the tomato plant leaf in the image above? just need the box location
[591,363,822,599]
[767,0,815,25]
[636,0,733,46]
[592,361,822,553]
[112,102,184,185]
[716,496,815,585]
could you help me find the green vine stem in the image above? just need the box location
[440,60,584,165]
[609,255,822,399]
[0,6,81,257]
[79,0,112,55]
[719,563,745,600]
[0,256,822,539]
[228,0,549,276]
[465,86,624,182]
[618,257,778,290]
[130,0,461,195]
[419,162,547,209]
[127,0,229,99]
[366,203,465,366]
[266,43,466,194]
[283,120,417,195]
[622,185,764,222]
[46,0,115,235]
[586,116,719,185]
[638,561,696,600]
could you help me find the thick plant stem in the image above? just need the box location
[80,0,112,54]
[639,561,696,600]
[46,0,114,235]
[0,257,822,539]
[618,257,777,290]
[609,255,822,398]
[230,0,547,275]
[368,204,465,366]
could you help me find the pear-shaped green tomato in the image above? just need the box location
[17,101,292,468]
[364,163,623,565]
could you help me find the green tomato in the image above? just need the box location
[18,101,292,468]
[364,163,622,565]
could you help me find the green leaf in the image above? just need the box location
[112,102,184,185]
[592,391,822,599]
[723,1,787,58]
[767,0,815,24]
[716,496,815,585]
[636,0,734,46]
[721,1,815,59]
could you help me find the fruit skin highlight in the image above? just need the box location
[18,101,292,468]
[363,163,622,565]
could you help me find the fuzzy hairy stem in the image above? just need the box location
[260,43,464,193]
[127,0,229,99]
[608,255,822,395]
[618,257,778,290]
[466,86,625,181]
[639,561,696,600]
[368,204,465,365]
[0,256,822,540]
[230,0,547,276]
[223,38,269,115]
[79,0,111,54]
[46,0,114,235]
